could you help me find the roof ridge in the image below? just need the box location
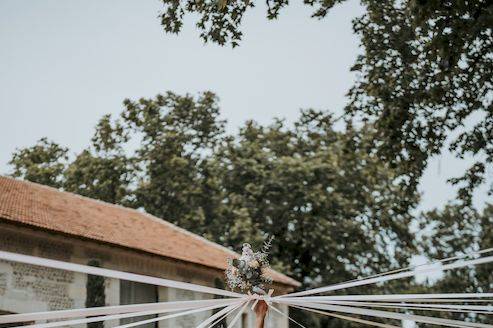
[3,176,239,258]
[139,212,239,258]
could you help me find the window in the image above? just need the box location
[241,313,248,328]
[120,280,158,328]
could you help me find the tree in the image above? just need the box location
[159,0,348,47]
[120,91,226,230]
[86,260,106,328]
[213,113,418,279]
[64,114,133,204]
[158,0,493,206]
[418,203,493,324]
[210,113,419,327]
[8,91,421,327]
[64,150,132,204]
[9,137,68,188]
[346,0,493,207]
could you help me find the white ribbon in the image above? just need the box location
[277,300,493,328]
[316,300,493,314]
[292,248,493,299]
[114,302,241,328]
[278,292,493,302]
[226,301,251,328]
[290,304,401,328]
[268,303,307,328]
[282,255,493,297]
[195,302,244,328]
[1,249,492,328]
[0,250,242,298]
[16,300,241,328]
[399,299,493,303]
[291,304,402,328]
[0,299,239,324]
[205,302,245,328]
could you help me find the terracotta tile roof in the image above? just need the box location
[0,176,299,287]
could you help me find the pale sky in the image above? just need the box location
[0,0,488,212]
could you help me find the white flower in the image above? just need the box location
[242,243,254,258]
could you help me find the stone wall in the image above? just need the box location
[0,222,291,328]
[0,225,87,316]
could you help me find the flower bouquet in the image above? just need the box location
[225,241,273,295]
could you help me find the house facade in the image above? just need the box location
[0,176,300,327]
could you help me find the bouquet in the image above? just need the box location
[225,239,273,294]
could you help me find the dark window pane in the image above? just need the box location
[120,281,158,328]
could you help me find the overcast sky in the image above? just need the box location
[0,0,488,212]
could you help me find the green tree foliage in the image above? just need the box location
[159,0,347,47]
[64,114,133,204]
[417,203,493,324]
[9,137,68,188]
[159,0,493,205]
[86,259,106,328]
[9,91,421,327]
[8,1,492,324]
[153,7,493,324]
[343,4,493,323]
[346,0,493,206]
[121,91,226,229]
[213,114,417,281]
[64,150,132,204]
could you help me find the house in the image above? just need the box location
[0,176,300,327]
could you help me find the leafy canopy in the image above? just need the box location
[159,0,493,206]
[9,137,68,189]
[8,1,493,325]
[9,91,420,327]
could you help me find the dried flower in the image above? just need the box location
[249,260,259,268]
[225,238,273,294]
